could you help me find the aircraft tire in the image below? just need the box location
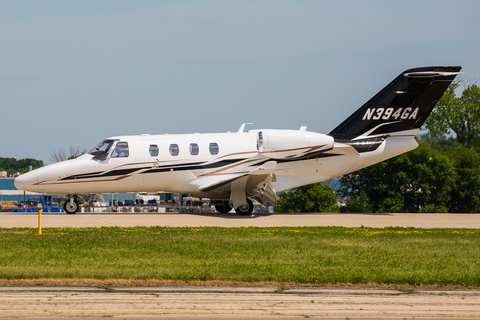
[63,199,79,214]
[215,202,231,214]
[235,198,253,216]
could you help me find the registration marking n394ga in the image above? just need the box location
[362,107,419,121]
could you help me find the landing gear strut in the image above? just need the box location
[63,197,79,214]
[235,198,254,216]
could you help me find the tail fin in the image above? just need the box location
[329,66,462,140]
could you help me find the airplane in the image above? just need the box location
[15,66,462,215]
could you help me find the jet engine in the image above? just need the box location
[255,129,334,159]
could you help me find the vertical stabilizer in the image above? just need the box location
[329,66,462,140]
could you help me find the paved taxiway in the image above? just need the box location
[1,286,480,319]
[1,212,480,228]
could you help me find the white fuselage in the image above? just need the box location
[14,129,418,200]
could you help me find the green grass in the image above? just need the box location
[1,226,480,286]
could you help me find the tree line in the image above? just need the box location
[0,158,44,176]
[0,145,87,178]
[340,141,480,213]
[276,81,480,213]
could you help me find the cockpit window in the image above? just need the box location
[111,142,129,158]
[89,140,115,156]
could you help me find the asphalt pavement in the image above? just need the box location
[1,211,480,228]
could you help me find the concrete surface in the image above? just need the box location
[1,212,480,228]
[1,286,479,319]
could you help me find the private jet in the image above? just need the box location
[15,66,462,214]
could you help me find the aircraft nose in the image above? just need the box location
[14,171,39,193]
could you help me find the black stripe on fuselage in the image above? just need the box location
[59,149,361,182]
[60,171,104,180]
[141,159,244,174]
[60,159,248,181]
[247,149,343,167]
[60,168,145,180]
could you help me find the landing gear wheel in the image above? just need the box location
[215,202,232,213]
[235,198,254,216]
[63,199,79,214]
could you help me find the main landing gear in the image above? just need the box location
[214,202,232,214]
[63,197,79,214]
[214,198,254,215]
[234,198,254,215]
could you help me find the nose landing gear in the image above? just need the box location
[63,197,79,214]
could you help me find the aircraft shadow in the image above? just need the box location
[182,211,393,219]
[184,211,274,219]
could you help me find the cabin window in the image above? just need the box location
[149,144,159,157]
[189,143,199,155]
[169,144,179,156]
[111,142,129,158]
[209,142,219,155]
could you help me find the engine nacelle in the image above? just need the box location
[254,129,334,159]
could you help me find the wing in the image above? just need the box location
[197,160,277,207]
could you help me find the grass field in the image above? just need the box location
[1,226,479,286]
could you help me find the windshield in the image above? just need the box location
[88,139,115,156]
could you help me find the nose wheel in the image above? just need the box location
[63,198,79,214]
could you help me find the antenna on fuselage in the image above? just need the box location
[237,123,253,133]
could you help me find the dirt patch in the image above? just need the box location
[0,230,36,235]
[0,230,68,235]
[0,278,478,291]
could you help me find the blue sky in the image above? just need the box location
[1,0,479,163]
